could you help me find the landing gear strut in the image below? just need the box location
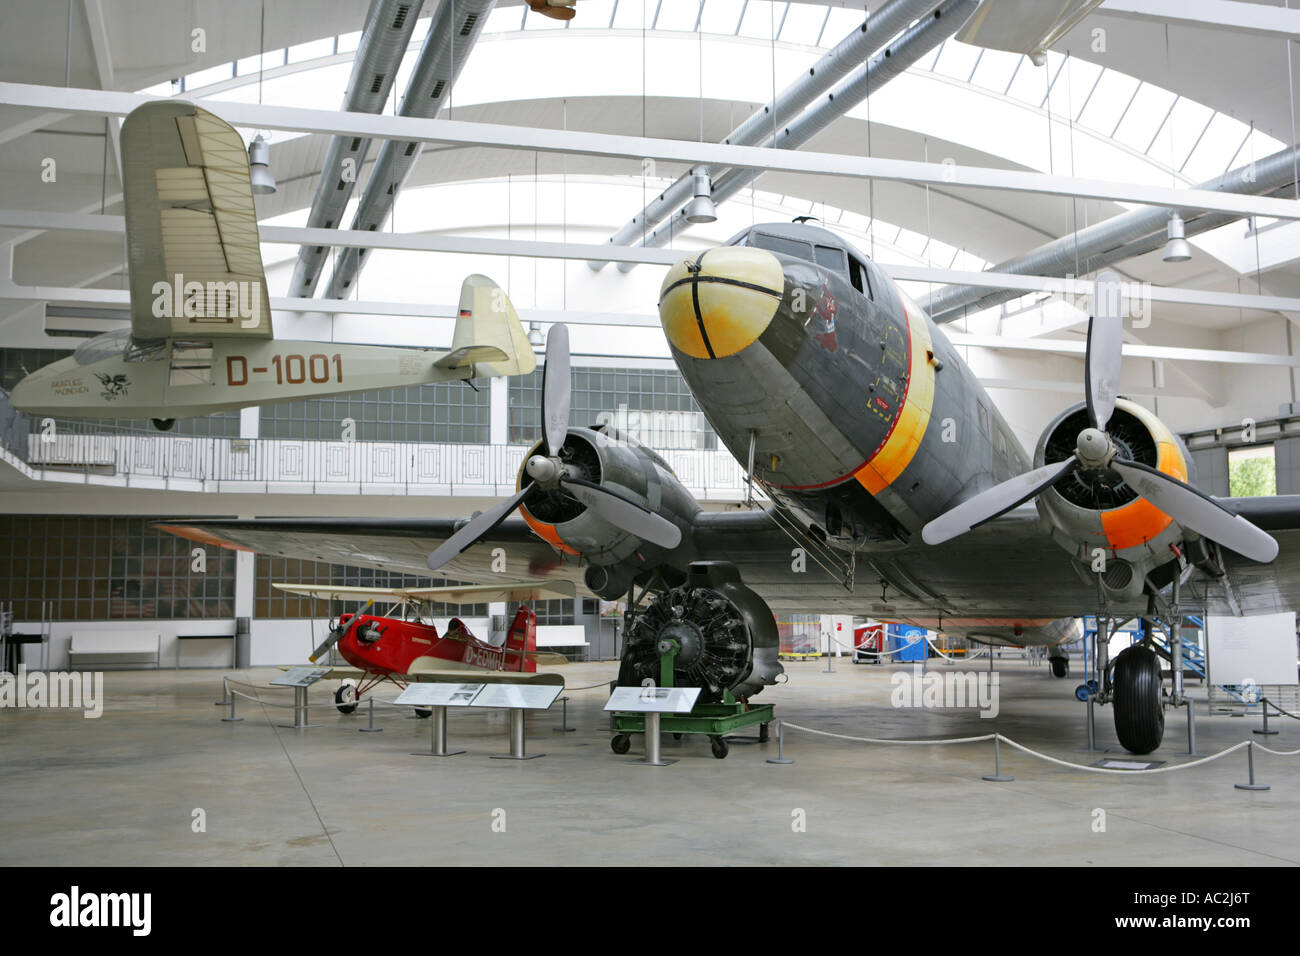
[334,683,358,715]
[1049,655,1069,678]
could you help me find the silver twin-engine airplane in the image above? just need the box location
[10,101,535,429]
[163,218,1300,755]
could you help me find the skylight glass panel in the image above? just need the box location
[739,1,785,39]
[1111,83,1176,152]
[913,40,944,73]
[655,0,700,31]
[1157,96,1214,169]
[1076,69,1138,135]
[186,62,234,89]
[287,37,335,64]
[1181,112,1250,181]
[933,40,982,82]
[969,47,1021,93]
[482,5,523,32]
[779,2,825,44]
[1005,52,1054,103]
[1044,55,1102,119]
[699,0,745,34]
[820,7,865,47]
[336,31,361,54]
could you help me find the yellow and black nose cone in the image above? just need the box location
[659,246,785,359]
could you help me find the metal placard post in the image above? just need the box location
[395,683,485,757]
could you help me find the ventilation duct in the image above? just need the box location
[324,0,498,298]
[922,143,1300,323]
[588,0,941,271]
[288,0,426,297]
[624,0,981,268]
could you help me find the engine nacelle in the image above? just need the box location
[517,425,700,596]
[1033,398,1195,600]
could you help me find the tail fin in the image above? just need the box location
[505,606,538,673]
[436,275,537,378]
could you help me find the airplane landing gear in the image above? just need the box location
[152,418,175,431]
[334,683,358,715]
[1113,644,1165,754]
[1050,656,1069,678]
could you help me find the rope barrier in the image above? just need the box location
[776,720,1294,776]
[1263,697,1300,721]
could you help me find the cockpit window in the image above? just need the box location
[72,329,131,366]
[848,256,873,300]
[813,244,846,272]
[749,232,813,262]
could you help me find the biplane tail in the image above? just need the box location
[505,606,539,673]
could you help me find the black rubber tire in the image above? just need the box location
[334,684,358,715]
[1050,657,1069,678]
[710,735,728,759]
[672,733,683,740]
[758,722,770,743]
[152,418,175,431]
[413,707,432,719]
[1113,645,1165,754]
[610,734,631,754]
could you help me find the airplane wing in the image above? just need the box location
[298,666,566,686]
[272,580,577,604]
[120,101,272,340]
[162,495,1300,640]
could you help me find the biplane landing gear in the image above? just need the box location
[334,683,358,715]
[151,418,175,431]
[610,734,631,754]
[1113,644,1165,755]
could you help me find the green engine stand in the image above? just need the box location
[610,638,775,760]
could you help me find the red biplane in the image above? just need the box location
[273,580,574,713]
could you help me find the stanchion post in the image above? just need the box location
[1253,699,1278,736]
[220,690,243,722]
[766,720,795,765]
[359,695,382,733]
[553,695,576,733]
[1234,740,1270,791]
[214,676,229,706]
[1178,698,1203,757]
[982,735,1013,782]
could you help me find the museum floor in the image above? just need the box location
[2,658,1297,866]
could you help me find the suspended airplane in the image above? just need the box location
[270,580,573,714]
[9,101,535,430]
[162,221,1300,755]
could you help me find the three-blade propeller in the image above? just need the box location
[921,271,1278,563]
[426,324,681,573]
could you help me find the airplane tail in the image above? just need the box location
[505,606,539,673]
[435,275,537,378]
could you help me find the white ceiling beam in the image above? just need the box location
[6,208,1300,317]
[0,107,68,146]
[1100,0,1300,41]
[1,280,1294,372]
[80,0,122,186]
[3,81,1299,221]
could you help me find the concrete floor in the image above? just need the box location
[1,656,1297,866]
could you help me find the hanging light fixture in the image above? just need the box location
[528,322,544,347]
[683,166,717,224]
[248,134,276,195]
[1162,211,1191,262]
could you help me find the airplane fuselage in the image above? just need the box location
[10,330,473,421]
[661,223,1029,547]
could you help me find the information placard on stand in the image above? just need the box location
[605,686,700,713]
[270,667,332,688]
[471,682,563,760]
[394,683,485,707]
[397,683,486,757]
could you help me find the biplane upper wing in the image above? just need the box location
[121,101,272,340]
[272,579,577,604]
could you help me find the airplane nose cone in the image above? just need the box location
[658,245,785,359]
